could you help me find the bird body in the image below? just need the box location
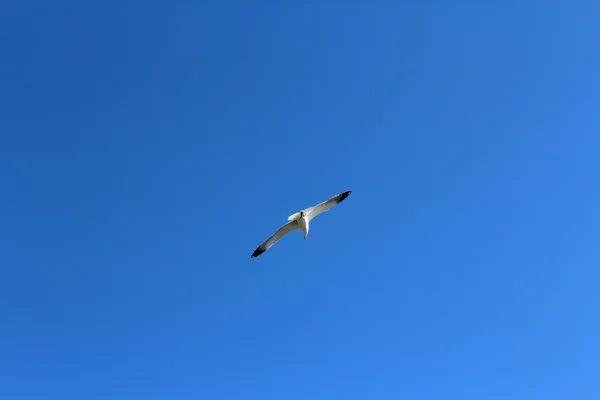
[250,190,351,258]
[297,211,309,239]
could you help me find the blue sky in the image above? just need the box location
[1,1,599,399]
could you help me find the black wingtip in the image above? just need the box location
[338,190,351,203]
[251,247,265,258]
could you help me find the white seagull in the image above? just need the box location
[251,190,352,258]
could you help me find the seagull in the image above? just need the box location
[250,190,352,258]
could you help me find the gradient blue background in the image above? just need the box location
[1,1,599,399]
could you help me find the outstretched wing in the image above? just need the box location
[251,220,299,258]
[306,190,351,222]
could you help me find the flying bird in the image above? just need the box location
[250,190,351,258]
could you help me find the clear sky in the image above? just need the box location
[1,1,599,399]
